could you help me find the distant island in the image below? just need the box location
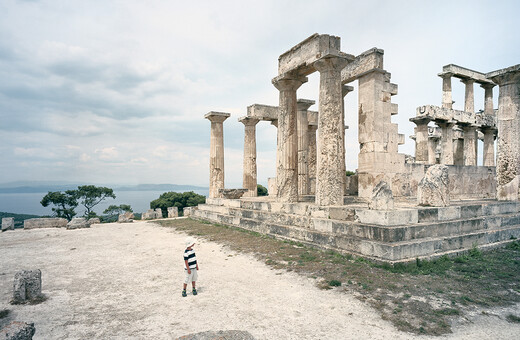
[0,181,207,194]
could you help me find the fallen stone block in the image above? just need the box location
[155,208,163,218]
[368,181,394,210]
[12,270,42,304]
[118,212,134,223]
[177,330,256,340]
[142,209,161,220]
[219,188,248,199]
[87,218,101,225]
[183,207,197,217]
[0,321,36,340]
[2,217,15,231]
[66,218,90,230]
[167,206,178,218]
[418,164,450,207]
[23,218,67,230]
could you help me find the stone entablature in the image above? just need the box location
[415,105,496,128]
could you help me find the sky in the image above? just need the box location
[1,0,519,188]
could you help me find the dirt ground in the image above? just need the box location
[0,220,519,339]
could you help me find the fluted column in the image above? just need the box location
[410,117,430,163]
[205,111,230,198]
[462,125,478,166]
[307,123,318,195]
[314,56,349,206]
[488,66,520,200]
[239,116,260,197]
[296,99,315,196]
[481,127,497,166]
[481,83,495,115]
[461,78,475,113]
[441,73,453,109]
[437,121,455,165]
[272,75,307,202]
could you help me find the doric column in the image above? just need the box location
[205,111,230,198]
[462,124,478,166]
[296,99,315,196]
[307,123,318,195]
[461,78,475,113]
[239,116,260,197]
[453,126,464,165]
[440,73,453,109]
[437,120,455,165]
[410,117,430,163]
[481,83,495,115]
[481,127,497,166]
[314,56,349,206]
[487,65,520,200]
[272,75,307,202]
[341,85,354,194]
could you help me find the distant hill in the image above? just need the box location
[0,212,41,228]
[0,182,207,194]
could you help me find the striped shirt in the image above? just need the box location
[184,248,197,270]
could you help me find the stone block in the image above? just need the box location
[328,207,356,221]
[0,321,36,340]
[155,208,163,218]
[2,217,15,231]
[183,207,196,217]
[418,165,450,207]
[368,181,394,210]
[437,206,461,221]
[87,218,101,225]
[12,270,42,304]
[341,47,384,83]
[66,218,90,230]
[167,207,178,218]
[23,218,67,230]
[355,209,418,226]
[219,188,248,199]
[118,212,134,223]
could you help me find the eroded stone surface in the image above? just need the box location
[12,270,42,304]
[23,218,67,230]
[167,207,178,218]
[418,165,450,207]
[2,217,14,231]
[118,212,134,223]
[219,189,248,199]
[368,180,394,210]
[66,218,89,230]
[0,321,36,340]
[177,330,255,340]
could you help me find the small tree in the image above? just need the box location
[257,184,268,196]
[40,190,78,221]
[77,185,116,218]
[150,191,206,217]
[103,204,133,215]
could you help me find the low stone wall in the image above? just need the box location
[24,218,67,230]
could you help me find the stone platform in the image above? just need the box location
[193,197,520,263]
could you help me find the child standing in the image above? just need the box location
[182,237,199,297]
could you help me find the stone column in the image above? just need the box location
[481,127,497,166]
[488,65,520,200]
[239,116,260,197]
[437,121,455,165]
[462,124,478,166]
[296,99,315,196]
[461,78,475,113]
[481,83,495,115]
[410,117,430,163]
[307,123,318,195]
[272,75,307,202]
[428,136,439,165]
[205,111,230,198]
[314,56,349,206]
[341,85,354,194]
[453,126,464,166]
[441,73,453,109]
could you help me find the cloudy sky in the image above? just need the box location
[1,0,519,188]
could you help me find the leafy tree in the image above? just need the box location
[76,185,116,218]
[150,191,206,217]
[40,190,78,221]
[257,184,268,196]
[103,204,133,215]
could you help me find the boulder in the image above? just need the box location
[368,181,394,210]
[2,217,15,231]
[12,270,42,304]
[167,207,178,218]
[418,164,450,207]
[0,321,36,340]
[66,218,90,230]
[87,218,101,225]
[177,330,255,340]
[23,218,67,230]
[118,212,134,223]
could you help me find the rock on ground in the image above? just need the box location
[0,321,35,340]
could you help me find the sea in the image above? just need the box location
[0,189,209,216]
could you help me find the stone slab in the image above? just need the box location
[341,47,384,84]
[23,218,67,230]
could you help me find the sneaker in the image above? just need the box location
[182,290,187,297]
[192,288,198,296]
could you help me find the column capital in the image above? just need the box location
[342,85,354,97]
[272,74,308,91]
[487,64,520,85]
[238,116,260,126]
[296,99,315,111]
[460,77,475,85]
[409,116,431,126]
[313,55,350,74]
[438,72,454,79]
[205,111,230,123]
[480,82,496,90]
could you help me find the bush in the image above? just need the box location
[257,184,268,196]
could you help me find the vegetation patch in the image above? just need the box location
[158,219,520,336]
[506,313,520,323]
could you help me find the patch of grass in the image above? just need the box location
[329,280,342,287]
[434,308,460,316]
[506,314,520,323]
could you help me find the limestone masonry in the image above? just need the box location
[196,33,520,262]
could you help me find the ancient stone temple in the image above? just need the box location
[195,33,520,263]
